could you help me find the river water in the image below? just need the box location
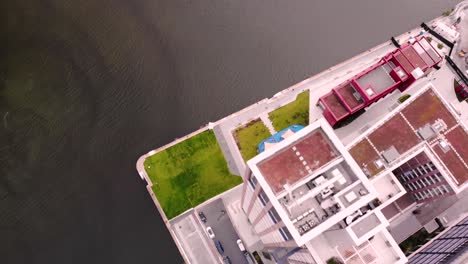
[0,0,461,263]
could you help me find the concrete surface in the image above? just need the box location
[170,210,220,264]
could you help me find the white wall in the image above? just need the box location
[242,183,254,211]
[249,197,263,220]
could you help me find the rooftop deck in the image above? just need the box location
[258,129,339,193]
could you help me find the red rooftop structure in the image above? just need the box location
[318,37,442,127]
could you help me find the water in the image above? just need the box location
[0,0,461,263]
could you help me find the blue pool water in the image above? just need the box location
[258,124,305,153]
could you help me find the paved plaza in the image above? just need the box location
[170,210,219,264]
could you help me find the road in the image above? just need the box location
[199,199,248,264]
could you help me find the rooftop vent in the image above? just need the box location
[374,159,384,169]
[353,92,362,101]
[439,140,451,153]
[432,119,447,132]
[365,87,375,97]
[418,124,436,140]
[382,146,400,163]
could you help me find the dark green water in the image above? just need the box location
[0,0,461,263]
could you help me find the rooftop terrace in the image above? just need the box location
[257,129,339,193]
[319,36,442,127]
[349,87,468,186]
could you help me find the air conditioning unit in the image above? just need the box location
[374,159,384,169]
[439,140,450,153]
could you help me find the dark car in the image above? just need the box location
[222,256,232,264]
[214,240,224,255]
[198,211,207,223]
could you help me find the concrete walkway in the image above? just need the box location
[260,113,276,135]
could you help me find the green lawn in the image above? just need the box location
[234,119,272,161]
[144,130,242,219]
[268,90,310,131]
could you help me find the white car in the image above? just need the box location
[237,239,246,252]
[206,226,215,239]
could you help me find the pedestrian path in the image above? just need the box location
[260,113,276,135]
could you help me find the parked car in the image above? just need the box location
[214,240,224,255]
[198,211,207,223]
[206,226,215,239]
[222,256,232,264]
[236,239,246,252]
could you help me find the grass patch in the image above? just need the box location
[399,227,442,255]
[234,119,272,161]
[398,94,411,103]
[442,9,454,16]
[144,130,242,219]
[268,91,310,131]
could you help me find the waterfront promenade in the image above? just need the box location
[134,12,459,264]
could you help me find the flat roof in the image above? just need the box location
[349,87,468,186]
[349,139,384,177]
[257,128,339,193]
[433,143,468,186]
[322,92,349,119]
[401,46,427,70]
[319,36,442,127]
[394,51,415,77]
[336,83,364,110]
[356,63,396,94]
[367,114,421,154]
[382,193,415,219]
[401,89,457,130]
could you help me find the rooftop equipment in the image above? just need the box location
[382,146,400,163]
[418,124,437,140]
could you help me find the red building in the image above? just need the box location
[318,37,442,127]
